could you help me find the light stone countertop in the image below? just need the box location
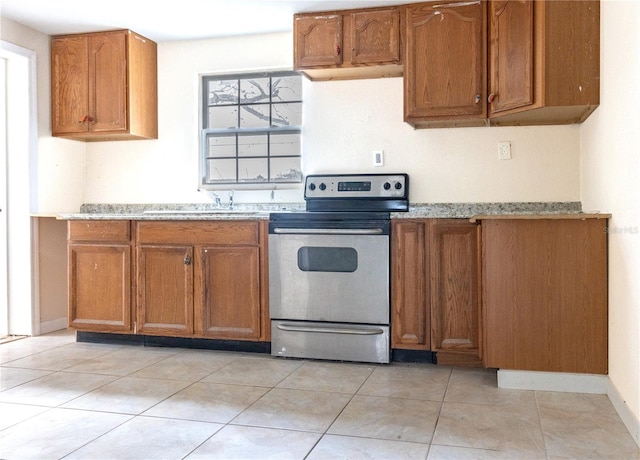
[54,201,597,221]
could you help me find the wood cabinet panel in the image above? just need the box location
[196,246,261,340]
[136,245,193,336]
[68,220,131,242]
[136,221,259,246]
[51,29,157,141]
[350,9,401,64]
[404,1,486,127]
[430,220,482,366]
[483,218,608,374]
[294,14,343,68]
[68,243,131,332]
[391,220,429,350]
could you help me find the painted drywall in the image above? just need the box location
[83,32,580,205]
[581,0,640,441]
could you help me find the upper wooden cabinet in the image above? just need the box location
[404,1,486,127]
[403,0,599,128]
[294,7,403,81]
[51,29,158,141]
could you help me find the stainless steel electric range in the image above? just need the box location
[268,173,409,363]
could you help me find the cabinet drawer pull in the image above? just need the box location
[184,255,191,265]
[488,93,496,103]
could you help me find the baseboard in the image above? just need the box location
[607,378,640,448]
[498,370,640,448]
[39,317,67,335]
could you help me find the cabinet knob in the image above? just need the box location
[488,93,496,103]
[475,94,481,104]
[79,115,88,124]
[336,45,341,56]
[184,255,191,265]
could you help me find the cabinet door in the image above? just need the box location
[294,14,343,67]
[136,245,193,336]
[430,220,482,366]
[391,221,430,350]
[483,219,608,374]
[196,246,261,340]
[404,1,485,122]
[488,0,534,116]
[68,243,131,332]
[89,32,128,133]
[51,36,89,135]
[350,9,400,64]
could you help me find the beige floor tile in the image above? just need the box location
[232,387,351,432]
[0,366,52,391]
[276,361,374,394]
[202,355,304,387]
[445,369,537,407]
[0,402,49,431]
[328,394,440,443]
[539,406,640,459]
[64,347,180,376]
[433,401,546,456]
[131,349,239,381]
[0,407,131,459]
[2,343,122,371]
[0,371,118,406]
[307,434,430,460]
[428,444,547,459]
[358,363,451,401]
[536,390,618,414]
[186,424,321,460]
[62,376,190,414]
[144,381,269,423]
[66,415,222,460]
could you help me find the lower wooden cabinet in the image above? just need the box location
[481,217,608,374]
[68,220,133,332]
[392,219,482,366]
[68,219,269,342]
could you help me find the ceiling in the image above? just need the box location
[0,0,422,42]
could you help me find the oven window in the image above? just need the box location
[297,247,358,273]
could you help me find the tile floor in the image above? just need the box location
[0,330,638,460]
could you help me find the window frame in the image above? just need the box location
[199,70,303,190]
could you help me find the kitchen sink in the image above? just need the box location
[142,209,269,215]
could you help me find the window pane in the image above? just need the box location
[208,106,238,129]
[207,135,236,158]
[208,79,238,105]
[238,158,268,183]
[240,78,270,104]
[240,104,270,128]
[238,134,267,157]
[272,75,302,102]
[206,158,236,183]
[272,102,302,127]
[270,157,303,182]
[271,133,301,156]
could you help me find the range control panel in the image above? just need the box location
[304,173,409,200]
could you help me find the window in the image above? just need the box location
[201,71,302,187]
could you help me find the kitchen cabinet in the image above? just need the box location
[404,1,487,128]
[51,29,157,141]
[135,221,269,341]
[480,216,608,374]
[404,0,600,128]
[294,7,402,81]
[67,220,132,332]
[391,219,482,366]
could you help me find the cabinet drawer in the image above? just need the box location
[136,221,260,245]
[68,220,131,242]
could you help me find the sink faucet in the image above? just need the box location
[228,190,234,210]
[212,192,222,208]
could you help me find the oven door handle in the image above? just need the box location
[276,323,385,335]
[272,228,384,235]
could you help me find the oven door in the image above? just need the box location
[268,231,389,324]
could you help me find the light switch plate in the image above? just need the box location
[373,150,384,167]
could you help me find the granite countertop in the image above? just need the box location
[54,201,608,221]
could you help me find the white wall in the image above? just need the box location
[581,0,640,441]
[83,32,581,206]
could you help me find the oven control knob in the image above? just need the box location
[319,183,327,191]
[308,183,316,191]
[383,182,391,190]
[394,181,403,190]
